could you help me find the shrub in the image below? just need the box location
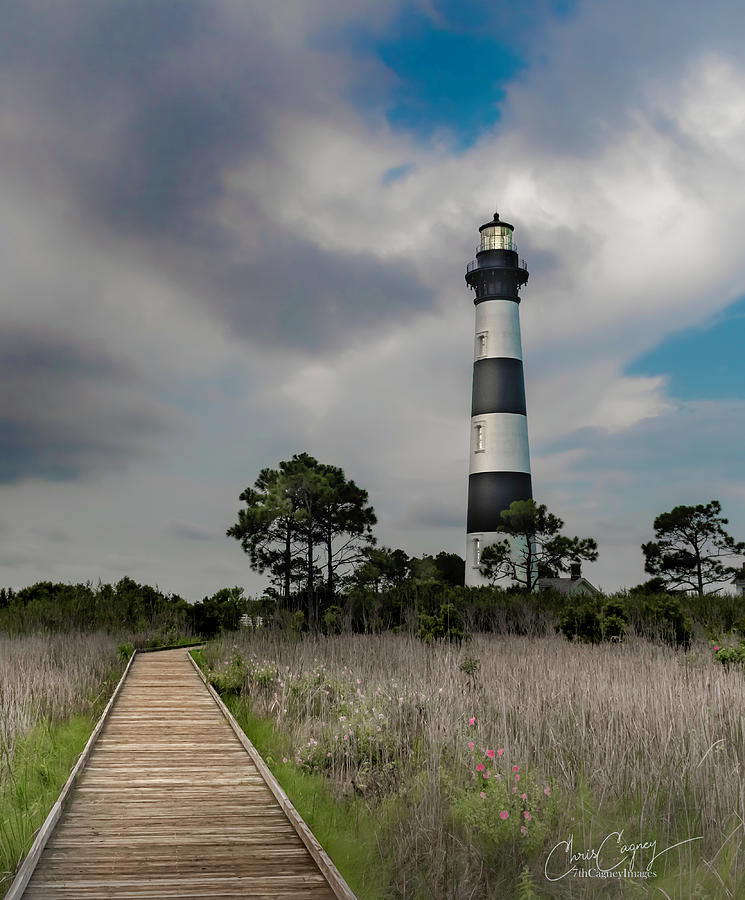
[714,642,745,666]
[322,605,343,635]
[558,601,602,644]
[208,650,245,696]
[417,602,469,644]
[559,597,630,644]
[642,595,693,650]
[601,598,629,641]
[450,745,556,865]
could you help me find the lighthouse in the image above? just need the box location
[464,212,532,587]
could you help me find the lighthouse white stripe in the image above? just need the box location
[469,413,531,474]
[474,299,523,361]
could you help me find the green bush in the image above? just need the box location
[558,597,630,644]
[322,605,343,634]
[207,650,245,696]
[642,595,693,649]
[600,598,629,641]
[558,601,602,644]
[450,753,556,866]
[418,602,469,644]
[713,642,745,666]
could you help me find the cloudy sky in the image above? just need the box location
[2,0,744,600]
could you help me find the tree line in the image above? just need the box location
[2,453,742,640]
[228,453,745,608]
[0,578,249,639]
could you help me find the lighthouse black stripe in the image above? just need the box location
[471,357,526,416]
[466,471,533,534]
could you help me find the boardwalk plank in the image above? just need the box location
[20,649,349,899]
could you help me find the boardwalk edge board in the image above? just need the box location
[187,651,359,900]
[5,649,139,900]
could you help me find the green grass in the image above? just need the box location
[223,694,394,900]
[139,637,204,652]
[0,715,96,897]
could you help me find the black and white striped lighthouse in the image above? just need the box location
[465,212,532,586]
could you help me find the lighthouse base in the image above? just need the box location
[465,533,537,589]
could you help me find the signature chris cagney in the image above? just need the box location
[544,830,703,881]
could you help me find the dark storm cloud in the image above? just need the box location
[0,0,266,239]
[203,224,434,351]
[0,0,433,351]
[0,329,183,484]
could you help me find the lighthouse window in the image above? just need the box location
[474,422,486,452]
[476,331,488,358]
[473,538,481,566]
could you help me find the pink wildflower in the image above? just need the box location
[544,787,551,797]
[512,765,519,773]
[486,749,495,759]
[480,791,486,799]
[522,793,527,800]
[521,825,528,835]
[469,716,475,725]
[468,741,474,749]
[476,763,485,772]
[714,645,719,651]
[515,774,520,782]
[499,810,509,820]
[524,811,532,821]
[483,770,490,779]
[498,749,504,756]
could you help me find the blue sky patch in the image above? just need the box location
[626,295,745,401]
[350,10,526,149]
[382,163,416,185]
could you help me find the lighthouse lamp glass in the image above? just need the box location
[479,225,513,252]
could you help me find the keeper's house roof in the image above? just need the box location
[537,576,602,597]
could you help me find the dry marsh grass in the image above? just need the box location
[0,632,121,772]
[203,630,745,897]
[0,632,124,894]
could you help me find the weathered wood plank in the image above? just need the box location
[12,648,355,899]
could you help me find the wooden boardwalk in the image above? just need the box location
[19,649,351,899]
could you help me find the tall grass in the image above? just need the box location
[0,632,121,771]
[201,631,745,898]
[0,632,123,894]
